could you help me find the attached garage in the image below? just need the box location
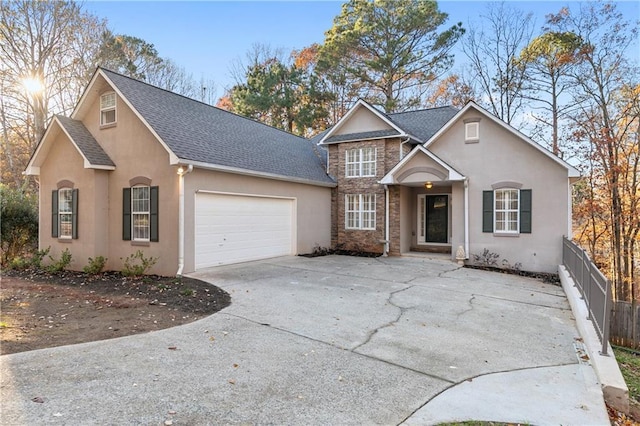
[194,192,296,269]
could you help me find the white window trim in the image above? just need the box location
[100,92,117,126]
[131,185,150,242]
[345,194,376,230]
[494,188,519,234]
[345,147,376,178]
[58,188,73,239]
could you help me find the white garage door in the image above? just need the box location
[195,193,295,269]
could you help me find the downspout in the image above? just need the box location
[384,184,390,256]
[464,178,470,259]
[399,136,411,160]
[176,164,193,276]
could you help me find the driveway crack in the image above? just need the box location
[352,285,414,352]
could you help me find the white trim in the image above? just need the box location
[379,145,465,185]
[494,188,520,234]
[417,193,451,245]
[345,146,376,178]
[100,92,117,126]
[180,159,336,188]
[424,101,580,178]
[464,178,469,259]
[319,99,420,145]
[176,164,193,276]
[345,193,376,230]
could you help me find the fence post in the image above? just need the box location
[600,278,611,356]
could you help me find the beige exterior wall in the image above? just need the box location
[181,169,332,273]
[335,107,394,135]
[428,108,570,272]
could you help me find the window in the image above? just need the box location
[123,185,159,242]
[482,189,532,234]
[494,189,519,233]
[100,92,116,126]
[51,188,78,239]
[58,189,73,238]
[465,120,480,143]
[132,186,150,241]
[345,147,376,177]
[345,194,376,230]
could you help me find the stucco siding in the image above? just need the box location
[428,108,569,272]
[182,169,332,273]
[39,134,99,271]
[336,107,394,135]
[73,86,179,276]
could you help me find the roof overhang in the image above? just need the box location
[379,145,465,185]
[319,99,422,145]
[177,159,337,188]
[25,116,116,175]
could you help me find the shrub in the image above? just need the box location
[121,250,158,277]
[0,184,38,266]
[30,247,50,269]
[47,248,72,273]
[472,248,500,267]
[83,256,108,275]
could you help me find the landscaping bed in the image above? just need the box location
[0,269,230,355]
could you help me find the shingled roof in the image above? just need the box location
[388,106,458,142]
[316,99,459,145]
[56,115,115,167]
[100,68,334,185]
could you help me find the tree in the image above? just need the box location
[518,31,582,155]
[462,2,534,125]
[550,3,640,300]
[424,73,477,108]
[225,56,331,136]
[0,0,107,188]
[318,0,464,113]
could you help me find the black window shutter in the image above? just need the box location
[520,189,532,233]
[72,189,79,239]
[51,190,59,238]
[482,190,493,233]
[123,188,131,241]
[150,186,159,242]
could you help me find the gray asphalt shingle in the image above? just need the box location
[101,69,333,185]
[56,115,115,167]
[388,106,458,142]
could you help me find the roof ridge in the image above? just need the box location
[389,105,458,116]
[99,67,310,142]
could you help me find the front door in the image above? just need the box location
[425,195,448,243]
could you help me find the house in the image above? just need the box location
[26,68,579,276]
[318,99,580,273]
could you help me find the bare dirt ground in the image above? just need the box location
[0,270,230,355]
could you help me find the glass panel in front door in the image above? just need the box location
[426,195,448,243]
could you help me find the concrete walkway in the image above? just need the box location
[1,255,609,425]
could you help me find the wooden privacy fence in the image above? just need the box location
[562,237,612,355]
[610,301,640,349]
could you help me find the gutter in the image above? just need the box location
[176,164,193,276]
[399,136,411,161]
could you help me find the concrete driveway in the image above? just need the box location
[1,255,609,425]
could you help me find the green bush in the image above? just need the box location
[83,256,108,275]
[0,184,38,266]
[121,250,158,277]
[47,248,72,273]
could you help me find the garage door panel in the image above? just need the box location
[195,193,294,269]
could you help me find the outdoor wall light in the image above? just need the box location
[425,181,433,189]
[177,166,185,175]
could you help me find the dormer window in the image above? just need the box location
[464,118,480,143]
[100,92,116,126]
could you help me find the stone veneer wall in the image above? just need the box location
[327,137,409,254]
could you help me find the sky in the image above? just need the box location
[84,0,640,98]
